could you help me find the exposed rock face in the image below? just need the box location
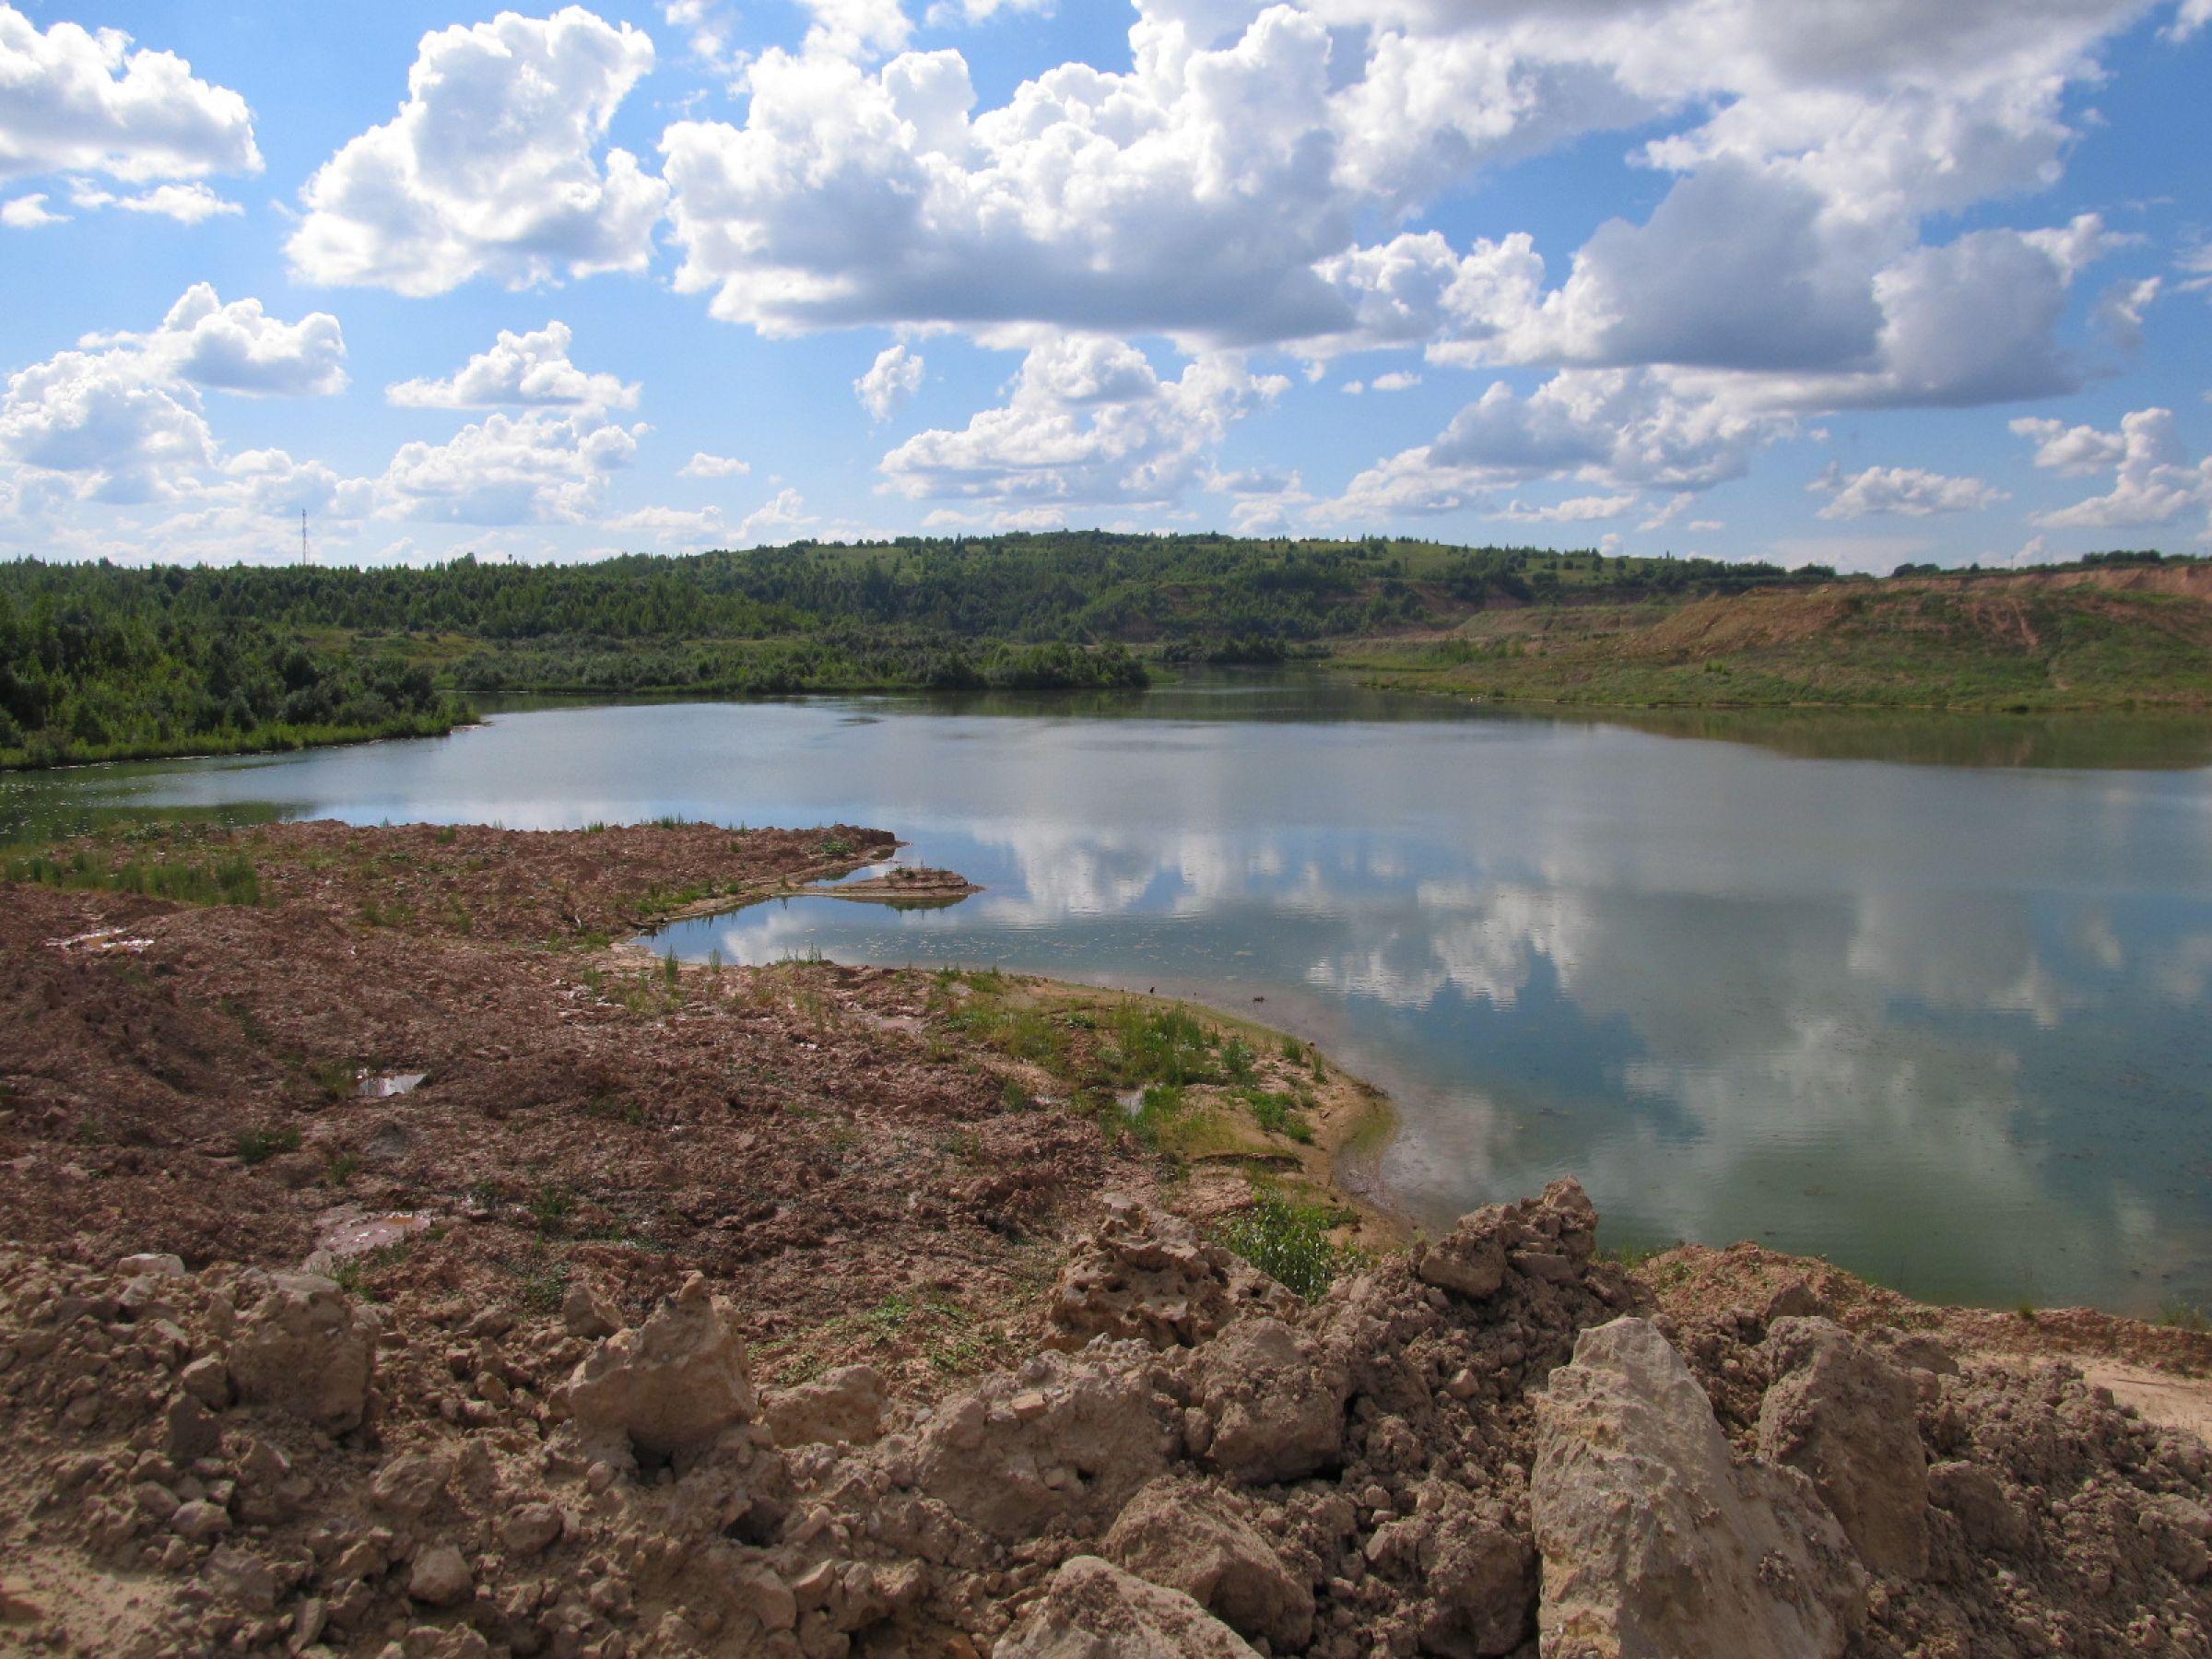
[563,1273,754,1463]
[1103,1477,1315,1651]
[227,1272,374,1434]
[996,1556,1261,1658]
[763,1363,888,1449]
[1380,1485,1535,1657]
[1532,1317,1865,1659]
[1051,1195,1296,1350]
[1759,1315,1932,1579]
[1188,1318,1348,1485]
[560,1277,621,1340]
[1418,1178,1600,1304]
[912,1347,1179,1538]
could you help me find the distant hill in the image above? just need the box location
[2,539,2206,768]
[1345,560,2212,712]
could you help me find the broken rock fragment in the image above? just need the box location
[1051,1195,1296,1350]
[1102,1476,1314,1651]
[229,1272,376,1435]
[1532,1316,1865,1659]
[996,1556,1261,1658]
[564,1273,755,1464]
[1758,1316,1932,1580]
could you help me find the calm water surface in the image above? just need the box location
[6,677,2210,1316]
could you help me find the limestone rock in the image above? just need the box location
[1399,1487,1535,1657]
[1532,1317,1865,1659]
[229,1273,375,1435]
[996,1556,1260,1658]
[762,1364,888,1449]
[1927,1461,2027,1555]
[1759,1317,1931,1579]
[561,1277,621,1340]
[912,1348,1177,1538]
[564,1273,754,1463]
[1189,1318,1347,1485]
[408,1542,473,1607]
[1051,1196,1296,1350]
[1414,1178,1600,1304]
[1103,1477,1313,1651]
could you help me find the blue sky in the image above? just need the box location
[2,0,2209,569]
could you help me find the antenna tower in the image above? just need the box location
[300,510,310,569]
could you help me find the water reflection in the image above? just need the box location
[6,682,2210,1313]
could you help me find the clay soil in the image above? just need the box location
[0,818,1361,1397]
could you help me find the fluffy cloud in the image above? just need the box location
[1810,465,2006,521]
[679,451,749,478]
[81,284,349,398]
[382,407,646,525]
[0,6,260,185]
[878,335,1288,508]
[65,180,240,222]
[2019,407,2212,532]
[1320,369,1783,523]
[737,486,811,543]
[854,342,924,420]
[0,345,215,502]
[0,285,347,502]
[1494,492,1641,524]
[386,323,638,410]
[1,191,61,226]
[288,8,667,296]
[661,9,1365,342]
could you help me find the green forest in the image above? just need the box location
[1,535,2195,769]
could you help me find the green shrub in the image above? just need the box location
[1215,1195,1358,1300]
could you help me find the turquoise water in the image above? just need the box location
[7,676,2210,1315]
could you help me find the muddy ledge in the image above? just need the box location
[0,819,2207,1655]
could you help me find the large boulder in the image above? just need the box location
[1102,1477,1313,1652]
[996,1557,1260,1658]
[229,1273,375,1435]
[1383,1486,1535,1657]
[762,1364,888,1449]
[911,1348,1179,1539]
[1051,1196,1297,1350]
[1758,1317,1931,1580]
[1412,1178,1600,1303]
[1189,1318,1347,1485]
[1532,1317,1865,1659]
[564,1273,755,1463]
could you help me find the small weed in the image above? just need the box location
[1215,1194,1359,1300]
[2158,1300,2210,1333]
[2015,1301,2039,1324]
[234,1124,302,1165]
[1221,1039,1255,1083]
[1000,1077,1036,1113]
[1242,1088,1313,1143]
[818,836,855,857]
[324,1151,361,1187]
[529,1184,576,1233]
[312,1059,357,1100]
[585,1090,645,1125]
[518,1264,571,1315]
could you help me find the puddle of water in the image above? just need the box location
[315,1207,432,1258]
[358,1071,428,1099]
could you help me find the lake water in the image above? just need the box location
[7,675,2210,1316]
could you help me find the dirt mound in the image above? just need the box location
[2,1175,2209,1656]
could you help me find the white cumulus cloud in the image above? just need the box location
[386,322,639,410]
[878,335,1288,510]
[680,451,750,478]
[854,343,925,421]
[1811,465,2007,521]
[288,8,668,296]
[0,6,261,185]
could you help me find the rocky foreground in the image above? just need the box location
[0,820,2208,1656]
[2,1183,2207,1658]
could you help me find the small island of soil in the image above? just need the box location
[804,865,983,905]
